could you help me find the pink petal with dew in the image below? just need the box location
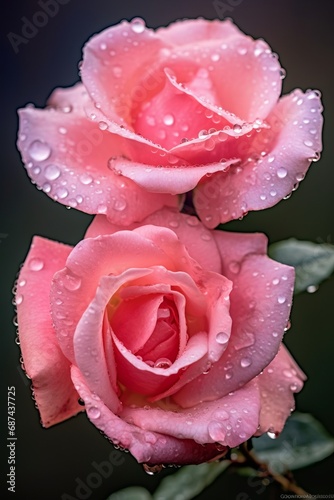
[110,155,239,195]
[173,253,294,407]
[158,19,282,121]
[122,380,260,448]
[17,84,179,225]
[81,18,170,125]
[71,366,226,465]
[194,89,323,227]
[51,230,177,363]
[16,236,82,427]
[85,209,222,274]
[255,345,306,436]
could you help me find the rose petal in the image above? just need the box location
[255,345,306,436]
[17,85,179,225]
[194,89,323,227]
[16,236,82,427]
[72,366,225,465]
[85,209,222,274]
[51,231,176,363]
[110,155,239,195]
[173,252,294,407]
[158,19,282,121]
[122,380,260,448]
[81,19,170,125]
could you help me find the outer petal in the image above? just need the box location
[122,381,260,448]
[85,209,222,274]
[72,366,225,465]
[194,89,323,227]
[51,231,176,363]
[173,244,295,407]
[158,19,282,122]
[255,345,306,436]
[17,85,179,225]
[81,19,170,124]
[16,236,82,427]
[110,156,239,195]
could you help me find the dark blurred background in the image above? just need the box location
[1,0,333,498]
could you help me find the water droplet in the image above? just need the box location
[154,358,172,369]
[15,294,23,305]
[277,296,286,304]
[44,164,61,180]
[216,331,229,345]
[113,198,127,211]
[186,216,199,226]
[267,431,276,439]
[307,284,318,293]
[290,383,299,391]
[229,261,240,274]
[80,173,93,185]
[143,464,163,475]
[29,258,44,271]
[240,357,252,368]
[163,114,174,126]
[272,278,280,285]
[208,420,226,441]
[277,167,287,179]
[98,121,108,130]
[55,187,68,199]
[201,232,211,241]
[97,204,107,214]
[280,68,286,79]
[268,155,275,163]
[211,53,220,62]
[64,273,82,291]
[168,220,179,228]
[304,139,313,148]
[233,124,242,134]
[87,406,100,419]
[28,140,51,161]
[99,42,107,51]
[131,17,146,34]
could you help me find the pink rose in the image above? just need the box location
[17,18,323,228]
[16,208,305,465]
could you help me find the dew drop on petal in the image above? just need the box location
[240,357,252,368]
[277,296,286,304]
[29,258,44,271]
[130,17,146,34]
[44,164,61,180]
[277,167,287,179]
[15,294,23,305]
[143,464,163,475]
[28,140,51,161]
[87,406,101,419]
[80,173,93,185]
[163,114,174,126]
[154,358,172,369]
[64,273,82,291]
[216,332,229,345]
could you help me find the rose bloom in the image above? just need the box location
[16,209,305,465]
[17,18,323,228]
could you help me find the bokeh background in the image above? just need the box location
[1,0,333,498]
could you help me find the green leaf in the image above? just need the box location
[268,238,334,294]
[107,486,153,500]
[252,412,334,473]
[153,461,230,500]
